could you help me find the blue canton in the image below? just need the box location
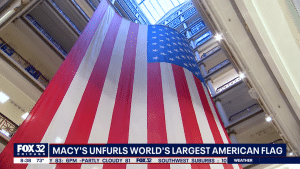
[147,25,204,82]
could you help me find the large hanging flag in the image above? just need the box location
[0,0,242,169]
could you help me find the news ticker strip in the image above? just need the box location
[14,143,293,164]
[14,157,227,164]
[13,157,300,164]
[14,143,286,157]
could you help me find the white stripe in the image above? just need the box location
[160,63,191,169]
[184,69,224,169]
[184,69,216,143]
[233,164,241,169]
[127,24,148,169]
[27,5,116,169]
[160,63,186,144]
[202,83,229,143]
[202,84,228,169]
[81,19,131,169]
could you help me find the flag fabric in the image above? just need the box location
[0,0,242,169]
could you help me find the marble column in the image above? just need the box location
[215,99,230,127]
[199,63,207,76]
[228,130,238,143]
[206,79,216,96]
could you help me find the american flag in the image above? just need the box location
[0,0,242,169]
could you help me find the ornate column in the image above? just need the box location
[194,51,201,61]
[199,63,207,76]
[183,22,187,29]
[215,99,230,127]
[206,78,216,96]
[190,40,195,49]
[228,130,238,143]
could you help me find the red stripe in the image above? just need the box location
[208,94,232,143]
[193,76,223,143]
[172,65,210,169]
[147,62,169,169]
[55,13,122,169]
[210,94,238,169]
[0,1,109,168]
[102,22,139,169]
[193,76,235,169]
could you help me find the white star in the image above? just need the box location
[181,55,186,59]
[165,33,169,35]
[153,56,159,60]
[152,43,157,45]
[174,49,178,52]
[166,38,170,41]
[152,31,156,33]
[153,26,156,28]
[161,52,167,56]
[153,49,158,52]
[167,50,173,53]
[159,34,163,36]
[167,44,171,47]
[178,42,182,45]
[172,37,176,39]
[160,46,165,48]
[184,63,188,67]
[159,40,164,42]
[159,29,163,31]
[169,58,174,61]
[171,32,174,34]
[152,37,157,39]
[179,48,184,52]
[176,56,181,59]
[195,72,200,75]
[172,43,177,46]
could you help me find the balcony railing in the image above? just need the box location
[115,0,149,24]
[216,76,242,94]
[51,1,82,34]
[229,103,261,122]
[194,31,212,47]
[0,112,18,138]
[202,45,221,60]
[189,21,206,37]
[158,2,193,25]
[168,7,197,28]
[207,59,230,74]
[25,14,68,56]
[0,38,50,87]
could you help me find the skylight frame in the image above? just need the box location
[136,0,189,24]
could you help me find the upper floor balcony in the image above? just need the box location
[25,14,68,57]
[0,112,18,141]
[192,30,213,49]
[0,38,49,88]
[157,1,194,25]
[167,7,198,29]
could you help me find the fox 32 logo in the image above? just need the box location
[14,143,48,157]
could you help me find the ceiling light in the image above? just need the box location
[0,92,9,103]
[0,129,10,137]
[215,33,223,41]
[239,73,246,79]
[21,112,29,120]
[265,116,272,122]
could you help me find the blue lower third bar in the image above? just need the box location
[228,157,300,164]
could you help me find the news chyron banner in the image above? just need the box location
[13,143,300,165]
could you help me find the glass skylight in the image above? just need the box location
[136,0,189,24]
